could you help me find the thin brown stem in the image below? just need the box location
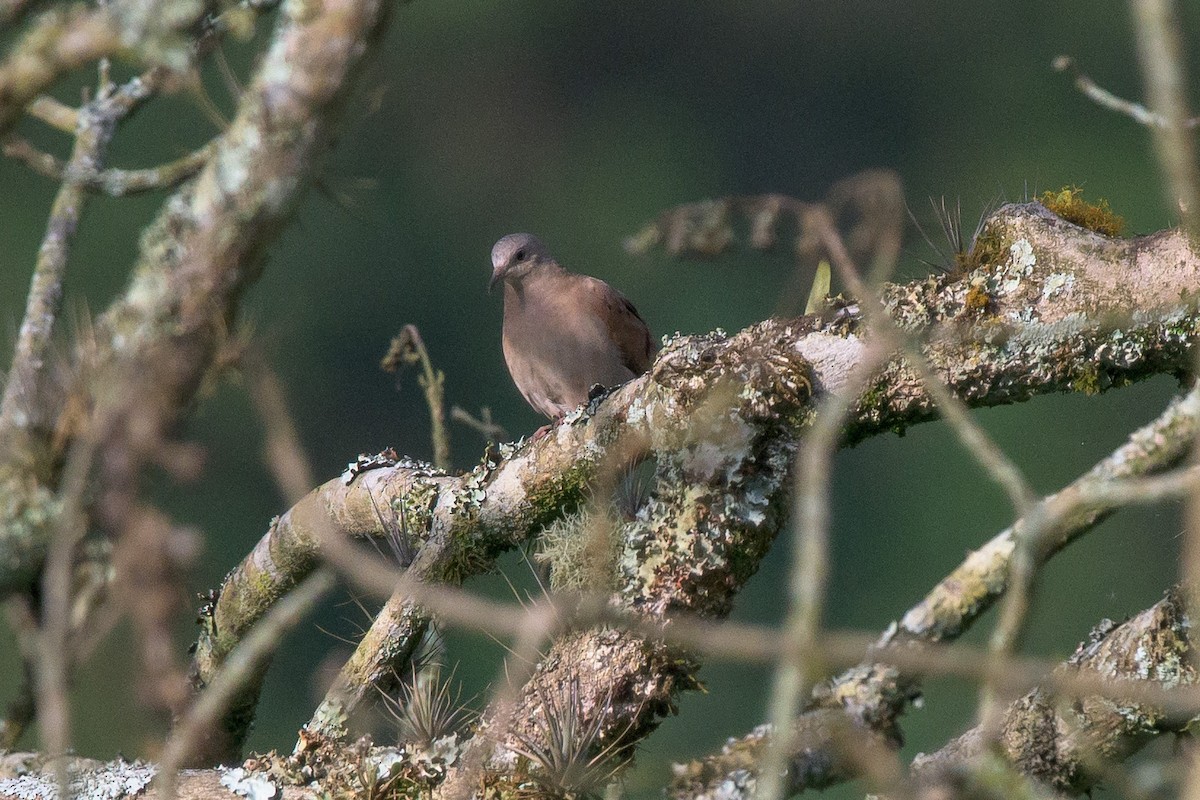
[382,325,451,470]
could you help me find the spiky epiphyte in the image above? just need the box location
[508,679,630,798]
[910,195,1001,275]
[381,664,475,748]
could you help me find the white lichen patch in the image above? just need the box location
[795,332,864,394]
[1040,271,1074,302]
[0,761,156,800]
[993,238,1036,295]
[625,396,647,426]
[220,766,278,799]
[681,441,732,483]
[400,733,465,780]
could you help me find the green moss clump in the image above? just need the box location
[1073,364,1104,396]
[1039,186,1125,237]
[524,461,594,531]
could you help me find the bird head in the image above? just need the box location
[489,232,552,292]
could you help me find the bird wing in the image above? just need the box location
[580,277,657,375]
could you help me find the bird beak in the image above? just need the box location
[488,265,505,294]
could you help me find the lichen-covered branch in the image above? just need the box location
[911,588,1197,793]
[668,382,1200,800]
[185,202,1200,781]
[0,0,393,602]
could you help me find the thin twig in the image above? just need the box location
[26,96,78,133]
[382,325,451,470]
[3,135,215,196]
[1053,55,1200,130]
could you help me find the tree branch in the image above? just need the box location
[669,382,1200,799]
[911,588,1196,794]
[188,202,1200,778]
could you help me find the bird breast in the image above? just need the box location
[502,281,635,418]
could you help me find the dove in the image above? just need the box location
[489,233,656,420]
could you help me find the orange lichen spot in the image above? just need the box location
[1039,186,1125,237]
[963,284,992,314]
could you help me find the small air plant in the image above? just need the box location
[909,195,999,274]
[508,678,631,799]
[381,660,476,748]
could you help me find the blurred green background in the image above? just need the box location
[2,1,1198,796]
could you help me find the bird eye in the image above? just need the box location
[515,249,527,262]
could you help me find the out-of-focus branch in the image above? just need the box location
[757,198,907,800]
[911,588,1197,794]
[0,598,37,749]
[1053,55,1200,131]
[669,383,1200,800]
[1130,0,1200,237]
[0,0,38,28]
[157,569,335,798]
[0,7,121,136]
[3,135,215,197]
[450,404,508,443]
[246,353,316,505]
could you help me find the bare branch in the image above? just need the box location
[1053,55,1200,131]
[3,135,215,196]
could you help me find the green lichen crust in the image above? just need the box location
[619,321,813,617]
